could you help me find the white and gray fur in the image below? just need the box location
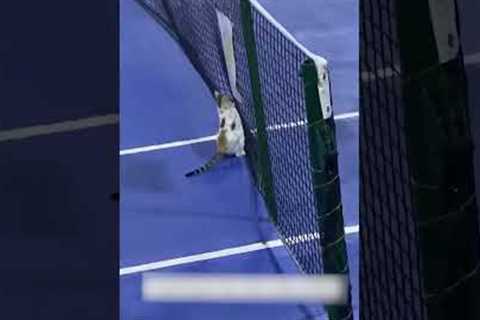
[185,91,245,177]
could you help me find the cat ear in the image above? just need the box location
[214,91,221,105]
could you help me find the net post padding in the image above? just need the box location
[396,0,480,318]
[301,58,353,320]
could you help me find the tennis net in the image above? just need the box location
[136,0,353,318]
[360,0,480,319]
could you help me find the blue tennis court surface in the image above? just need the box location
[120,0,358,318]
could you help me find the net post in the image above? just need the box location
[239,0,278,223]
[301,58,353,320]
[396,0,480,317]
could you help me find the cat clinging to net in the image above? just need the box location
[185,91,246,177]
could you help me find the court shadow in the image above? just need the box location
[121,155,173,193]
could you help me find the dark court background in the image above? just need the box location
[0,1,118,318]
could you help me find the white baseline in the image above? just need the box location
[120,225,359,276]
[120,111,359,156]
[0,114,119,143]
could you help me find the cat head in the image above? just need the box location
[214,91,235,111]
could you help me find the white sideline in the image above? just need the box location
[119,111,359,156]
[0,114,119,143]
[120,224,359,276]
[361,51,480,81]
[119,134,217,155]
[142,273,348,304]
[464,51,480,66]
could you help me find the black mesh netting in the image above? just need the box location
[360,0,480,319]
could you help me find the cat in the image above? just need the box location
[185,91,245,177]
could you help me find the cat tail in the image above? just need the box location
[185,153,225,177]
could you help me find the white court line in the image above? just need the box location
[120,111,359,156]
[333,111,359,120]
[464,51,480,66]
[119,134,217,155]
[0,114,119,142]
[120,224,359,276]
[361,51,480,81]
[261,111,359,132]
